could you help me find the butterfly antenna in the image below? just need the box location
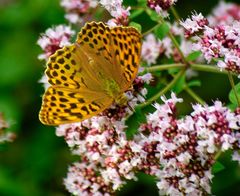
[129,85,146,104]
[127,102,135,112]
[138,93,146,102]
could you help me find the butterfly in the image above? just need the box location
[39,22,142,125]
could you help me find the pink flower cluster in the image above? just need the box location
[180,2,240,75]
[60,0,98,24]
[138,94,240,195]
[58,92,240,195]
[60,0,131,26]
[180,13,209,38]
[208,1,240,26]
[147,0,178,16]
[141,24,193,65]
[57,74,152,195]
[141,34,162,65]
[147,0,177,11]
[99,0,131,26]
[37,25,75,61]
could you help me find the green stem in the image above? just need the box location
[130,6,146,10]
[214,151,222,160]
[145,63,232,75]
[139,69,186,108]
[228,71,240,106]
[158,16,188,65]
[191,64,229,75]
[184,86,205,105]
[145,63,184,72]
[170,6,181,22]
[142,23,161,37]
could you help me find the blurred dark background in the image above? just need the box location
[0,0,239,195]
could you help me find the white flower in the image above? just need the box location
[99,0,130,19]
[101,168,123,190]
[65,13,81,24]
[138,73,153,84]
[161,37,173,58]
[180,39,194,56]
[180,18,199,33]
[180,12,206,34]
[220,134,236,151]
[154,5,169,18]
[119,160,134,177]
[60,0,98,23]
[207,1,237,26]
[177,116,195,133]
[141,34,161,65]
[200,171,213,193]
[232,151,240,164]
[157,179,170,195]
[37,25,75,60]
[106,18,118,27]
[176,151,192,164]
[161,92,183,104]
[38,75,50,90]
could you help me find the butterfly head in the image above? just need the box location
[115,93,128,106]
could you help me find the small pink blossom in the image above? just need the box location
[38,75,50,90]
[64,162,114,195]
[181,10,240,75]
[232,151,240,164]
[180,12,209,37]
[59,92,240,195]
[139,94,240,195]
[100,0,130,25]
[208,1,240,26]
[37,25,75,61]
[147,0,178,11]
[60,0,98,24]
[154,5,169,18]
[141,34,162,65]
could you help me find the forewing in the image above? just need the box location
[76,22,122,82]
[40,35,113,125]
[45,44,103,91]
[75,22,142,90]
[109,26,142,91]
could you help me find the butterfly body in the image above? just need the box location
[39,22,141,125]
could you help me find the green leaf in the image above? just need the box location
[212,161,225,173]
[129,22,142,32]
[0,143,8,151]
[146,8,160,22]
[172,74,185,93]
[134,106,146,122]
[129,9,144,19]
[154,23,170,40]
[188,80,201,87]
[126,107,146,139]
[186,51,202,61]
[137,172,157,185]
[118,172,159,195]
[168,68,181,75]
[229,82,240,106]
[138,0,146,6]
[228,103,237,111]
